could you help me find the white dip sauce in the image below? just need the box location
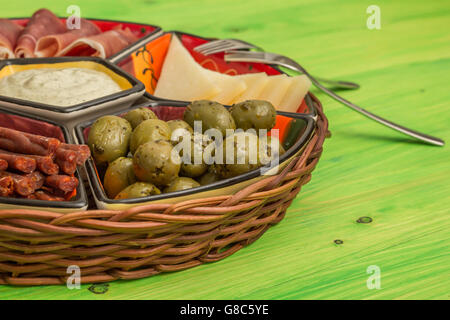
[0,67,122,107]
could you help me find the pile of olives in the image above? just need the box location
[87,99,284,200]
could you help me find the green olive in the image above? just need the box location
[230,100,277,131]
[130,119,171,154]
[179,134,212,178]
[183,100,236,137]
[197,171,220,186]
[88,115,132,165]
[181,162,207,178]
[259,136,286,165]
[103,157,136,198]
[123,108,158,129]
[133,140,181,186]
[115,182,161,199]
[215,131,261,178]
[164,177,200,193]
[167,119,194,145]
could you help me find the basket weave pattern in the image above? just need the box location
[0,95,328,286]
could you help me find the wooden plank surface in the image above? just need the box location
[0,0,448,300]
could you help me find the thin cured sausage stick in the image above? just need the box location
[0,127,60,156]
[55,147,77,175]
[0,149,57,175]
[0,159,7,171]
[44,175,79,194]
[59,143,91,165]
[0,171,35,196]
[57,159,77,175]
[25,171,45,190]
[41,186,73,200]
[27,154,59,175]
[56,146,77,162]
[33,190,65,201]
[26,133,61,154]
[0,150,36,173]
[0,176,14,197]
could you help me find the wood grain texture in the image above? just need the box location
[0,0,448,300]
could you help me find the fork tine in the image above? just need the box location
[196,41,236,55]
[193,40,219,52]
[201,43,239,55]
[202,43,260,56]
[228,39,263,51]
[193,39,229,52]
[195,39,260,55]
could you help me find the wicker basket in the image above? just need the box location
[0,94,328,286]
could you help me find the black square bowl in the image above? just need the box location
[75,100,316,210]
[0,107,87,211]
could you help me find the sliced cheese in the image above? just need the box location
[203,68,247,105]
[231,73,270,104]
[256,74,291,108]
[154,36,220,101]
[277,75,312,113]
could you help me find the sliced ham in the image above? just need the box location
[15,8,66,58]
[35,18,101,57]
[0,19,23,59]
[57,27,139,58]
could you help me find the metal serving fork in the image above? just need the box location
[194,38,360,90]
[225,50,444,146]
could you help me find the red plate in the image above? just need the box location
[114,31,310,115]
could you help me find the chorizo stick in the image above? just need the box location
[0,127,60,156]
[0,159,7,171]
[59,143,91,165]
[0,149,58,175]
[40,186,71,200]
[55,147,77,175]
[0,176,14,197]
[0,171,35,196]
[44,175,79,193]
[33,190,65,201]
[25,171,45,190]
[28,154,60,175]
[0,150,36,173]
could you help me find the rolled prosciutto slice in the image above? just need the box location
[0,19,23,59]
[57,27,139,58]
[35,18,101,57]
[15,8,66,58]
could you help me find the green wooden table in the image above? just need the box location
[0,0,448,300]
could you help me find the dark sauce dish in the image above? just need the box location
[0,57,145,130]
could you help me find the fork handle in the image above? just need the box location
[283,62,444,146]
[314,77,360,90]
